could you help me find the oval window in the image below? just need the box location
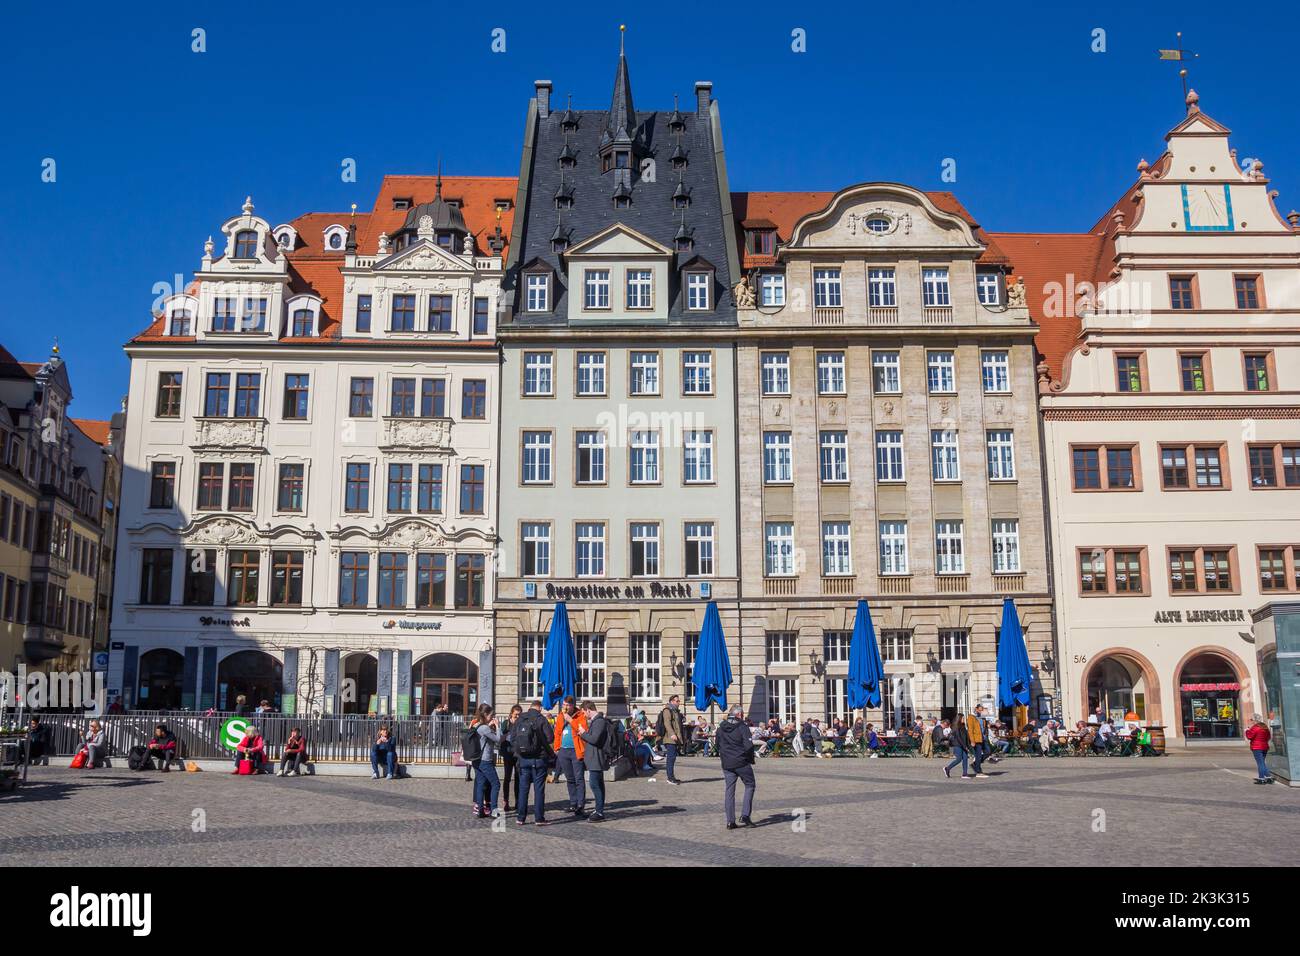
[866,217,891,233]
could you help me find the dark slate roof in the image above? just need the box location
[507,59,736,327]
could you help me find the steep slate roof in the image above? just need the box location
[508,58,736,326]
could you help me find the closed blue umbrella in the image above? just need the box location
[847,599,884,710]
[691,601,732,714]
[538,602,578,709]
[997,597,1033,709]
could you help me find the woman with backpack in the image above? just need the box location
[468,704,503,817]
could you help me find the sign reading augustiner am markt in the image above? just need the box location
[544,582,694,602]
[1152,609,1247,624]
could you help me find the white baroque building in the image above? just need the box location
[108,177,516,716]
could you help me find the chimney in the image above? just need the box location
[535,80,552,118]
[694,81,712,116]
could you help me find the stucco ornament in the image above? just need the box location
[383,522,446,550]
[386,418,451,449]
[187,518,260,545]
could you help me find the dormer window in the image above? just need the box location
[614,196,631,210]
[525,273,551,312]
[686,272,711,311]
[556,195,574,211]
[437,232,455,249]
[560,154,576,170]
[494,198,513,212]
[322,223,348,252]
[670,145,687,170]
[169,309,192,336]
[552,237,568,253]
[327,231,345,251]
[393,197,413,210]
[675,236,694,254]
[291,309,314,337]
[976,271,1001,306]
[615,151,631,170]
[233,230,259,259]
[673,182,691,209]
[746,229,776,256]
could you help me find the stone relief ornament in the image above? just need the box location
[386,418,451,449]
[1007,276,1027,307]
[383,522,446,550]
[186,518,260,546]
[733,275,755,309]
[994,400,1006,416]
[197,418,263,448]
[882,400,895,416]
[939,399,951,415]
[846,208,911,237]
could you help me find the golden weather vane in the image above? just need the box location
[1157,32,1199,99]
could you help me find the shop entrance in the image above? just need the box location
[1179,652,1240,739]
[413,653,478,717]
[1086,656,1147,723]
[342,653,378,715]
[137,649,184,711]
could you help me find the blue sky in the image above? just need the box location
[2,1,1296,419]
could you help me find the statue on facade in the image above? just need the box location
[1007,276,1026,307]
[733,274,755,309]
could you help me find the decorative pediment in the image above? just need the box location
[381,417,453,452]
[330,519,498,550]
[182,516,263,546]
[786,183,979,251]
[375,239,474,274]
[564,222,673,258]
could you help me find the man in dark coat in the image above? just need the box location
[715,706,756,829]
[511,700,555,826]
[579,701,612,821]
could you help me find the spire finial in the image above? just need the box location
[51,337,59,356]
[350,202,357,220]
[436,158,443,198]
[620,24,625,56]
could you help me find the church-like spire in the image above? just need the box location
[606,25,637,145]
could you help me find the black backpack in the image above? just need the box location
[461,724,483,762]
[127,745,149,771]
[597,719,621,765]
[513,713,546,758]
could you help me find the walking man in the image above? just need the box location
[512,699,554,826]
[553,695,589,817]
[579,701,612,820]
[656,694,686,785]
[716,705,756,830]
[966,707,989,778]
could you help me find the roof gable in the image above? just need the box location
[565,221,673,258]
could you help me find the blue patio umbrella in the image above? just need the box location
[538,602,578,709]
[691,601,733,715]
[996,597,1033,709]
[847,599,884,710]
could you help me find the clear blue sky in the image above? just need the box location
[2,1,1296,420]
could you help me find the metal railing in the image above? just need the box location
[8,711,464,764]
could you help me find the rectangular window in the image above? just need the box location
[630,634,661,701]
[1234,275,1261,310]
[345,463,371,512]
[763,432,793,483]
[576,523,606,577]
[526,274,549,312]
[629,351,660,396]
[765,522,795,576]
[881,630,912,664]
[875,431,905,482]
[282,373,309,420]
[138,549,173,605]
[276,463,305,512]
[416,464,442,513]
[270,550,304,607]
[240,298,267,332]
[626,269,653,309]
[473,297,490,336]
[521,523,551,576]
[868,268,896,307]
[1180,353,1208,392]
[927,350,955,393]
[760,273,785,307]
[934,520,965,574]
[629,431,660,484]
[576,352,606,396]
[356,294,372,332]
[1107,447,1135,488]
[931,430,961,482]
[816,351,846,394]
[1073,447,1102,490]
[156,372,183,418]
[576,634,606,700]
[522,431,553,484]
[1244,353,1271,392]
[197,462,224,511]
[411,552,445,609]
[378,552,407,608]
[823,631,851,664]
[227,463,255,511]
[686,272,711,310]
[455,554,485,609]
[183,548,216,606]
[1169,275,1195,310]
[813,268,842,308]
[576,431,607,484]
[1258,546,1300,593]
[819,431,849,483]
[390,293,416,331]
[349,377,374,417]
[387,463,413,512]
[922,268,951,307]
[767,678,797,725]
[461,380,487,419]
[227,549,260,606]
[518,634,545,700]
[685,522,715,576]
[766,632,798,665]
[630,523,661,577]
[1116,354,1144,392]
[977,272,1000,305]
[872,351,901,394]
[879,521,909,575]
[428,294,453,332]
[459,465,485,514]
[390,378,417,417]
[212,298,237,333]
[584,269,611,309]
[339,552,371,608]
[523,352,553,396]
[986,430,1016,481]
[761,352,791,395]
[822,521,852,576]
[204,373,230,417]
[682,351,712,394]
[939,630,969,662]
[1194,446,1223,488]
[232,373,261,418]
[418,378,446,418]
[683,430,714,483]
[992,519,1021,573]
[1160,446,1189,489]
[981,351,1010,393]
[149,461,176,509]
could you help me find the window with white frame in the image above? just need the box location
[763,432,793,483]
[826,678,850,724]
[521,522,551,576]
[819,431,849,482]
[683,430,714,483]
[576,634,606,699]
[629,351,660,396]
[823,630,851,663]
[817,351,846,394]
[813,268,842,308]
[768,678,798,724]
[682,351,712,394]
[520,634,545,699]
[631,634,661,700]
[991,518,1021,573]
[761,352,791,395]
[977,272,1001,306]
[760,273,786,307]
[526,273,549,312]
[981,350,1010,393]
[939,629,970,662]
[685,522,715,576]
[879,521,909,575]
[986,430,1016,481]
[872,351,901,393]
[584,269,611,309]
[922,267,951,306]
[765,522,796,576]
[576,431,606,484]
[927,350,955,392]
[626,269,653,309]
[881,675,915,730]
[630,522,661,577]
[931,430,961,482]
[822,521,852,576]
[935,520,966,574]
[880,629,912,663]
[629,430,660,484]
[876,431,905,482]
[766,632,799,664]
[576,352,606,395]
[686,272,711,310]
[684,633,699,699]
[575,523,606,576]
[523,352,553,396]
[869,267,897,307]
[522,431,553,484]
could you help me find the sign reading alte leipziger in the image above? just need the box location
[1152,609,1247,624]
[544,582,695,601]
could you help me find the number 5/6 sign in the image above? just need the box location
[220,717,251,751]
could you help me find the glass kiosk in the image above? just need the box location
[1252,602,1300,786]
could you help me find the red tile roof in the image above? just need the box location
[72,419,113,446]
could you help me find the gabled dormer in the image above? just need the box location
[194,196,291,342]
[563,223,673,322]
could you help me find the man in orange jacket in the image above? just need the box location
[966,706,989,778]
[553,696,590,817]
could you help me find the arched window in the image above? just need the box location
[168,309,193,336]
[234,230,259,259]
[291,308,314,337]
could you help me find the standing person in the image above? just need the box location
[919,718,935,758]
[500,704,522,813]
[512,700,554,826]
[471,704,503,816]
[1245,715,1274,784]
[234,694,250,716]
[966,707,988,777]
[552,696,589,817]
[655,694,686,786]
[716,706,756,830]
[578,701,612,821]
[944,712,972,780]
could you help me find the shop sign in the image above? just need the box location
[543,582,694,602]
[1180,682,1240,692]
[1152,608,1245,624]
[382,620,443,631]
[199,616,252,627]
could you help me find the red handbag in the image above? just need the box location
[70,751,87,769]
[238,758,254,775]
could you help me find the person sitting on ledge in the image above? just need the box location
[233,726,266,774]
[82,720,107,768]
[371,725,398,780]
[279,727,308,776]
[148,724,178,772]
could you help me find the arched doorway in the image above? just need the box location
[413,653,478,717]
[1085,656,1148,723]
[218,650,283,713]
[137,649,184,711]
[1179,652,1241,739]
[342,653,378,715]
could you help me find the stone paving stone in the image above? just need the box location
[0,751,1293,867]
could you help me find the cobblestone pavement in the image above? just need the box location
[1,750,1295,867]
